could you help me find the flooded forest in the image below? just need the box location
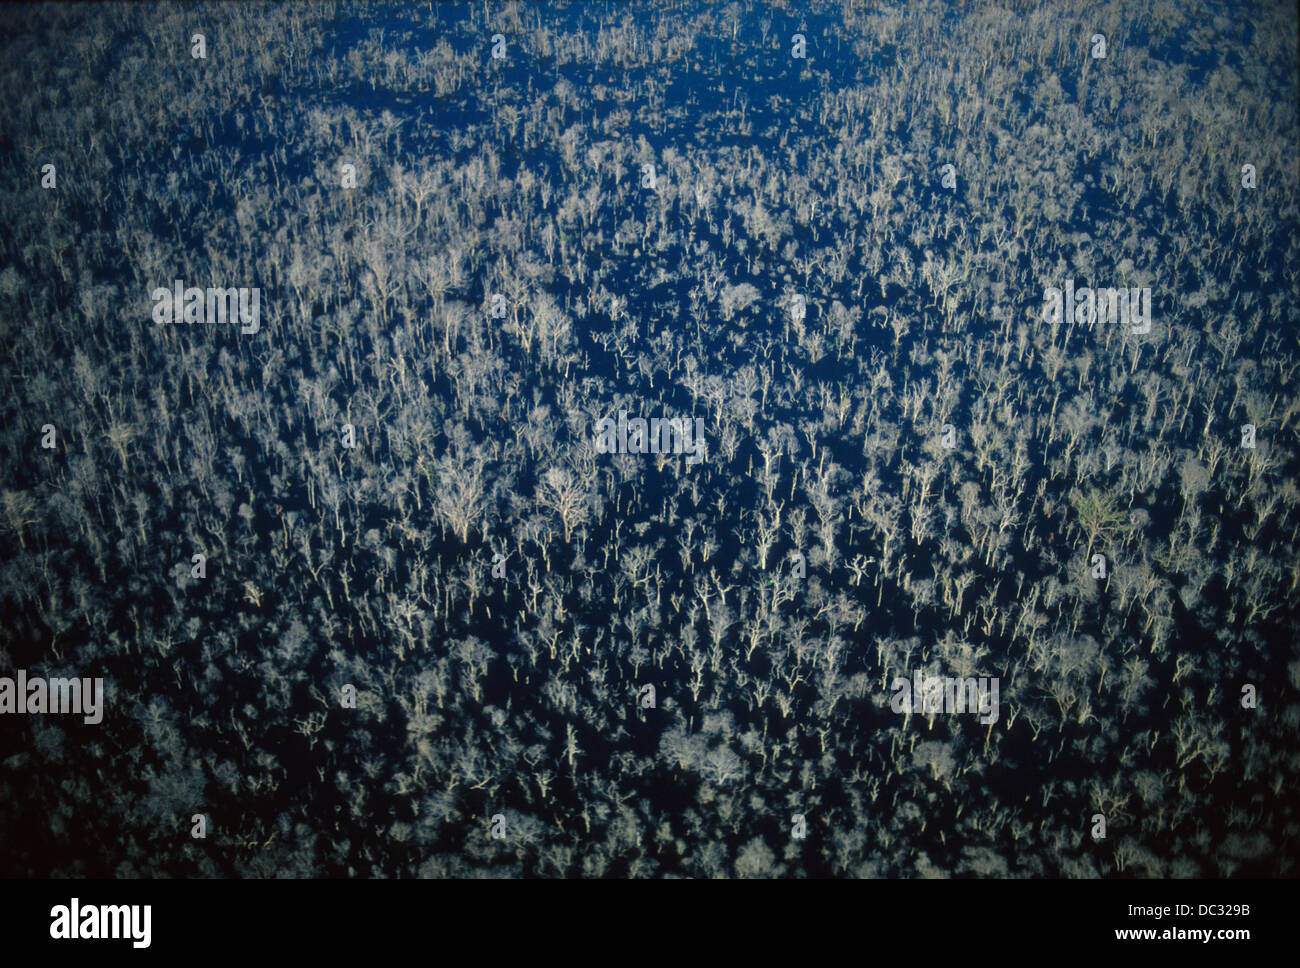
[0,0,1297,878]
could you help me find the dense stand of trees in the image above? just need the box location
[0,0,1297,877]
